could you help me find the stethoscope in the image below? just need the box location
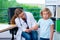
[18,13,29,29]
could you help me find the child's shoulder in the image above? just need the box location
[38,18,43,22]
[48,18,53,22]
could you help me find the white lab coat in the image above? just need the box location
[15,12,37,40]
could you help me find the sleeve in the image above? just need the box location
[30,13,37,27]
[50,19,54,26]
[15,18,21,28]
[38,20,40,26]
[38,20,40,27]
[15,18,26,31]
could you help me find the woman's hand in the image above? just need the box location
[25,29,31,33]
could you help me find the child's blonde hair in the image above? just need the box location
[41,8,52,18]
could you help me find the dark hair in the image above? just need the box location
[10,8,23,24]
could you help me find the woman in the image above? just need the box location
[10,8,38,40]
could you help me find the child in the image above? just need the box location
[38,8,54,40]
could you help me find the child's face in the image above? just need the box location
[42,11,49,19]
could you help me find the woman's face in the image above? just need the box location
[18,12,26,19]
[42,11,49,19]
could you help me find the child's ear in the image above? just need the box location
[49,13,52,18]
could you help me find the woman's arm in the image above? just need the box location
[50,24,54,40]
[30,24,38,30]
[29,13,38,30]
[15,18,29,32]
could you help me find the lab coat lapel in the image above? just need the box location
[20,18,27,28]
[25,13,31,28]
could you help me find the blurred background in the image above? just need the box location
[0,0,60,40]
[0,0,45,23]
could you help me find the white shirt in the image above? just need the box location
[15,12,37,40]
[38,18,54,38]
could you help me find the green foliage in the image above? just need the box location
[0,0,42,23]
